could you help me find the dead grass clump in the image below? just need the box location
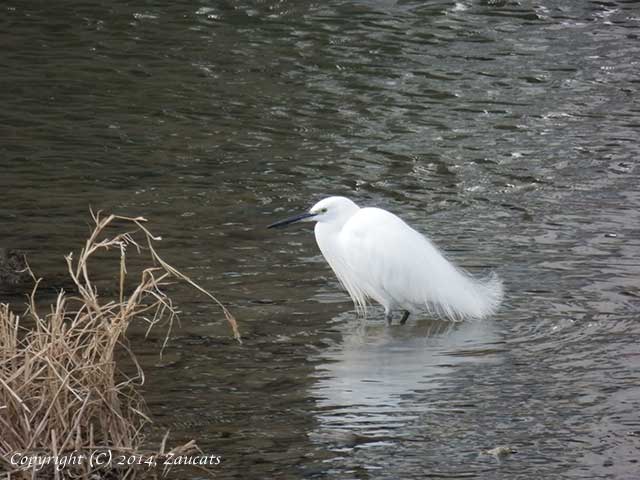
[0,212,240,478]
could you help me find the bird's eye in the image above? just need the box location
[321,208,328,213]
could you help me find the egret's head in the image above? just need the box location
[268,196,360,229]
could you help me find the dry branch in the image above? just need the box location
[0,213,239,479]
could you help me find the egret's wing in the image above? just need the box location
[339,208,503,320]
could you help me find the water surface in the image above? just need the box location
[2,1,640,479]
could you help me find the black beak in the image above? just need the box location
[268,212,316,229]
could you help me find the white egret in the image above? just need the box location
[268,196,503,324]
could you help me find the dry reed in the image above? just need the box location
[0,212,240,479]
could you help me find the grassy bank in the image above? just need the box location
[0,212,239,479]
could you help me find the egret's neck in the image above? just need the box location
[314,207,358,252]
[314,221,343,273]
[314,220,337,247]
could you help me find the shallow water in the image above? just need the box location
[2,1,640,478]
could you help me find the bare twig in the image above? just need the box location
[0,213,236,479]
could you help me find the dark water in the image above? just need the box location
[2,1,640,478]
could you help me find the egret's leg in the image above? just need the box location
[400,310,410,325]
[385,310,393,325]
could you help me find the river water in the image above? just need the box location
[2,1,640,479]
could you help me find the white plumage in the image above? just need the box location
[269,196,503,324]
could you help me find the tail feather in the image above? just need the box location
[425,269,504,321]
